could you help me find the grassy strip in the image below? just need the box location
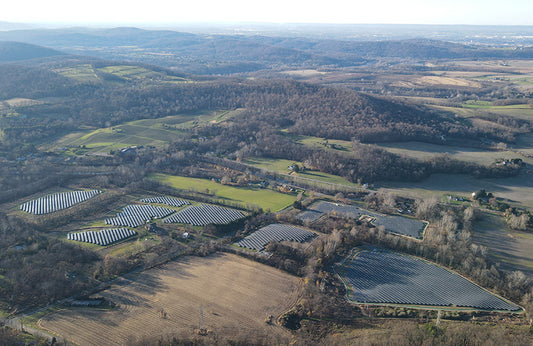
[243,157,359,187]
[149,173,295,212]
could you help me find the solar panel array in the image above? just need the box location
[68,228,136,246]
[343,250,520,311]
[163,204,244,226]
[105,205,175,227]
[298,201,425,239]
[20,190,101,215]
[236,223,316,251]
[140,196,190,207]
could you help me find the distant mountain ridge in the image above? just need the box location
[0,41,65,62]
[0,27,532,73]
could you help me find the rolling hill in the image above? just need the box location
[0,41,65,62]
[1,28,532,74]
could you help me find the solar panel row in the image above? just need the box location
[236,223,316,251]
[163,204,244,226]
[20,190,101,215]
[140,196,190,207]
[343,250,520,311]
[106,205,175,228]
[68,228,136,246]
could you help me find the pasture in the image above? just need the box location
[376,141,518,166]
[39,253,300,344]
[55,64,100,82]
[380,171,533,208]
[150,173,295,212]
[51,109,243,154]
[243,157,358,187]
[338,248,520,311]
[472,211,533,276]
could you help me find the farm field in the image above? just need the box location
[472,212,533,276]
[49,109,243,154]
[40,253,300,345]
[376,141,518,166]
[299,201,426,239]
[339,248,521,311]
[150,173,295,212]
[243,157,358,187]
[380,171,533,208]
[54,64,100,82]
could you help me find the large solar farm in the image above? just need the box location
[8,183,527,345]
[18,190,247,247]
[338,248,521,312]
[298,201,427,239]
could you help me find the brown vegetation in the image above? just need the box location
[40,253,300,345]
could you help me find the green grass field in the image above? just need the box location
[296,135,353,152]
[243,157,359,187]
[56,64,100,82]
[51,109,243,153]
[149,173,295,212]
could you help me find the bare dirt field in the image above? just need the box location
[40,253,301,345]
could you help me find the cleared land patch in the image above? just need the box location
[472,212,533,276]
[339,248,520,311]
[299,201,426,239]
[40,253,300,345]
[150,173,295,212]
[243,157,358,187]
[377,141,518,166]
[381,171,533,208]
[51,110,242,154]
[55,64,100,82]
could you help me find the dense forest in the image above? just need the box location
[2,28,533,73]
[0,58,527,185]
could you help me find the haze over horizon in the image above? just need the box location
[1,0,532,26]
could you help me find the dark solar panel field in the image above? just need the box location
[140,196,190,207]
[68,228,136,246]
[236,223,317,251]
[20,190,101,215]
[105,204,175,227]
[163,204,244,226]
[341,249,520,311]
[298,201,426,239]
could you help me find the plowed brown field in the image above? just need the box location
[40,253,301,345]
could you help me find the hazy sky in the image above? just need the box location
[2,0,532,26]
